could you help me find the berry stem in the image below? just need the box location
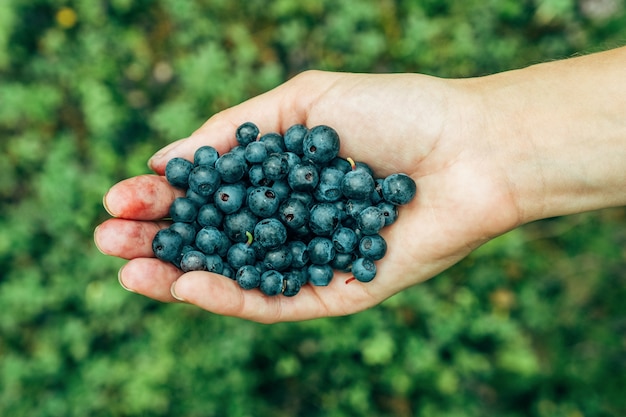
[345,276,357,284]
[245,231,254,246]
[346,157,356,171]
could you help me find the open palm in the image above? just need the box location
[95,70,519,323]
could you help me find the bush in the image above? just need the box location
[1,1,624,416]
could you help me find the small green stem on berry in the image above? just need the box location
[245,231,254,246]
[345,276,356,284]
[346,157,356,171]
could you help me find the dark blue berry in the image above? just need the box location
[278,197,309,230]
[165,157,193,189]
[331,227,358,254]
[236,265,261,290]
[382,173,417,205]
[359,234,387,260]
[236,122,260,146]
[214,182,247,214]
[197,203,224,228]
[307,237,336,265]
[313,167,344,202]
[227,242,256,270]
[169,197,198,223]
[288,240,309,268]
[330,252,355,272]
[262,153,290,181]
[194,146,219,167]
[215,152,247,183]
[205,254,224,274]
[188,165,221,197]
[259,132,286,153]
[307,264,334,286]
[180,250,207,272]
[288,162,319,192]
[341,169,375,200]
[352,258,377,282]
[247,186,280,217]
[282,271,303,297]
[377,201,398,226]
[284,124,308,155]
[254,218,287,249]
[223,208,258,243]
[302,125,340,164]
[152,228,184,263]
[357,206,385,235]
[244,141,268,164]
[260,270,284,296]
[263,245,293,271]
[195,226,224,255]
[248,164,272,187]
[186,188,209,207]
[309,203,341,236]
[169,222,197,246]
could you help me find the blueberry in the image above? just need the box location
[244,141,268,164]
[352,258,377,282]
[236,122,260,146]
[259,132,286,153]
[188,164,221,197]
[330,252,355,272]
[205,254,224,274]
[287,240,309,268]
[370,178,384,204]
[169,222,197,246]
[307,237,336,265]
[194,146,220,167]
[382,173,417,205]
[236,265,261,290]
[195,226,224,255]
[186,188,209,207]
[357,206,385,235]
[197,203,224,228]
[377,201,398,226]
[223,208,258,243]
[288,162,319,192]
[313,167,344,202]
[215,152,247,183]
[221,264,235,279]
[260,270,284,296]
[262,153,290,181]
[309,203,341,237]
[169,197,198,223]
[282,271,303,297]
[341,169,375,200]
[165,157,193,189]
[254,218,288,249]
[247,186,280,217]
[331,227,358,254]
[227,242,256,270]
[180,250,207,272]
[359,234,387,260]
[214,182,247,214]
[302,125,340,164]
[248,164,272,187]
[152,228,184,263]
[307,264,334,286]
[283,124,308,155]
[263,245,293,271]
[278,197,309,230]
[269,179,291,201]
[345,199,372,219]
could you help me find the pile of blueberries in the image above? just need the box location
[152,122,416,297]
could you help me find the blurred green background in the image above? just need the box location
[1,0,625,416]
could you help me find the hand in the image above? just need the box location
[93,70,528,322]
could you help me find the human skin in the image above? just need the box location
[94,47,626,323]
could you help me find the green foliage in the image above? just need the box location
[1,0,625,416]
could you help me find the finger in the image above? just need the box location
[95,218,168,259]
[103,174,183,220]
[171,269,378,323]
[119,258,183,302]
[147,72,333,174]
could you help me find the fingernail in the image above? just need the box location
[102,191,116,217]
[148,139,184,167]
[93,225,105,255]
[170,280,186,302]
[118,265,137,293]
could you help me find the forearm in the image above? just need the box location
[477,47,626,224]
